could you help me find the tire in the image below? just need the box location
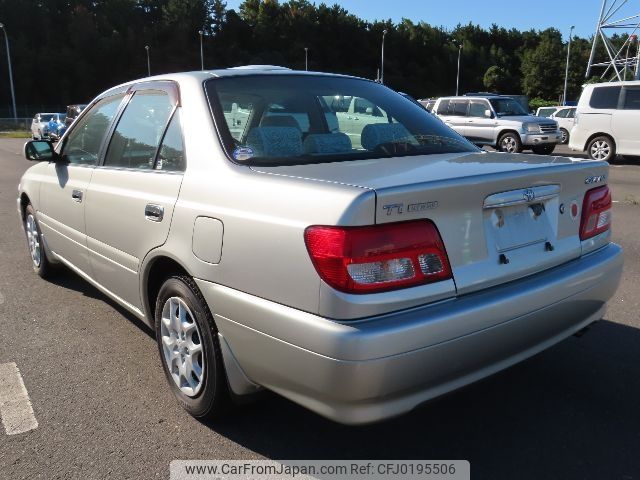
[587,135,616,162]
[498,132,522,153]
[531,144,556,155]
[559,128,569,144]
[24,204,54,278]
[155,275,229,419]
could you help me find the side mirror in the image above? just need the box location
[24,140,58,162]
[484,109,494,119]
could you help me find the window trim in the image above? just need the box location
[96,80,182,171]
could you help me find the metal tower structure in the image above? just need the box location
[586,0,640,80]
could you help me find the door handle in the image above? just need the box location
[145,204,164,222]
[72,190,83,202]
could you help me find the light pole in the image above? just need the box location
[563,25,575,105]
[304,47,308,71]
[198,30,204,70]
[145,45,150,76]
[380,29,388,84]
[454,41,462,96]
[0,22,17,119]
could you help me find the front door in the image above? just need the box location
[466,100,495,144]
[37,94,125,277]
[84,84,185,311]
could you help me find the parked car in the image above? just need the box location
[64,104,88,127]
[569,80,640,161]
[418,98,437,112]
[550,106,576,144]
[536,106,562,118]
[47,114,67,142]
[434,95,561,154]
[18,67,622,425]
[30,113,64,139]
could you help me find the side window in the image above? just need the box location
[156,111,185,172]
[436,99,450,115]
[104,90,173,169]
[567,109,576,118]
[451,100,469,116]
[589,86,621,109]
[468,101,488,117]
[623,88,640,110]
[555,109,569,118]
[62,94,124,165]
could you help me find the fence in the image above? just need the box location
[0,118,32,132]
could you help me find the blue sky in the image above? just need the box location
[224,0,633,39]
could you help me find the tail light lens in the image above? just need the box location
[580,185,612,240]
[304,220,452,294]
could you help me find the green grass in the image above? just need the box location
[0,131,31,138]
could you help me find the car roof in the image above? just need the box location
[588,79,640,87]
[96,66,367,100]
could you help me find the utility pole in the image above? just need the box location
[563,25,575,105]
[381,29,388,84]
[198,30,204,70]
[0,23,17,119]
[454,41,463,96]
[145,45,150,76]
[304,47,308,71]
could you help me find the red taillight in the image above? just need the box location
[580,185,612,240]
[304,220,452,294]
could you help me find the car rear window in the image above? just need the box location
[623,88,640,110]
[205,75,477,166]
[589,86,621,109]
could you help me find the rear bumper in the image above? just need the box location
[521,132,561,146]
[196,243,623,425]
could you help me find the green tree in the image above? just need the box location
[483,65,512,93]
[521,28,565,99]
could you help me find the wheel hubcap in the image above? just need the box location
[26,214,41,267]
[591,141,610,160]
[160,297,204,397]
[561,131,568,143]
[501,137,517,153]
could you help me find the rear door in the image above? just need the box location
[84,82,185,311]
[439,99,469,136]
[612,86,640,155]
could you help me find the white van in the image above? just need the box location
[569,81,640,161]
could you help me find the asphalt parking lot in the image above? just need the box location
[0,138,638,480]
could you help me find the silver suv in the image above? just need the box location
[435,95,561,154]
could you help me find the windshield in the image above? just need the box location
[489,98,527,117]
[205,75,478,166]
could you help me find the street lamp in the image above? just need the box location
[453,40,463,96]
[145,45,150,76]
[563,25,575,105]
[0,22,17,119]
[198,30,204,70]
[304,47,308,71]
[380,29,388,84]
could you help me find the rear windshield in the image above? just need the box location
[205,75,477,166]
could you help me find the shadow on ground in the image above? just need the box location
[46,265,640,479]
[204,320,640,480]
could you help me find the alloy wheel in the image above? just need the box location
[590,140,610,160]
[25,214,41,267]
[160,297,205,397]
